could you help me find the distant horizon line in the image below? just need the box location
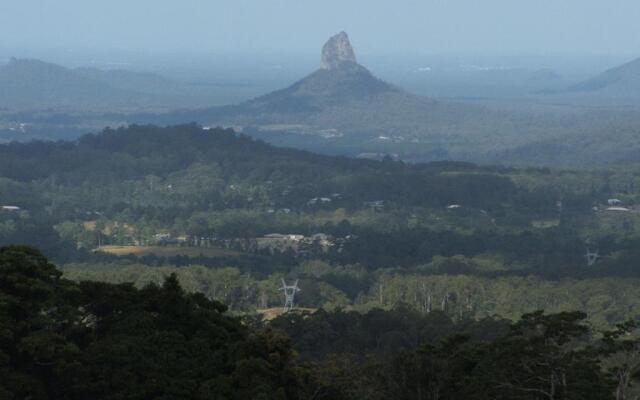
[0,45,637,59]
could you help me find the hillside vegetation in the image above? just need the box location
[3,246,640,399]
[1,125,640,327]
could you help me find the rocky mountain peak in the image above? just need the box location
[320,32,357,70]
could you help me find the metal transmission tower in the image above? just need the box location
[279,279,301,312]
[441,293,450,312]
[585,248,600,267]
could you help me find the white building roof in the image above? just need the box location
[606,207,630,212]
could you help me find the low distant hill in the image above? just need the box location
[567,56,640,94]
[0,58,142,110]
[0,58,228,112]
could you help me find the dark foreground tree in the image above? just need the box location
[476,311,614,400]
[0,246,304,399]
[599,321,640,400]
[277,309,619,400]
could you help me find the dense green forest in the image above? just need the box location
[3,246,640,400]
[1,124,640,328]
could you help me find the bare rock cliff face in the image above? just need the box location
[320,32,357,70]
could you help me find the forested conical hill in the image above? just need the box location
[0,123,513,211]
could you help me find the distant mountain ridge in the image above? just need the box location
[7,36,640,168]
[141,32,599,164]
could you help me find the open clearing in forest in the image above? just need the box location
[95,245,242,258]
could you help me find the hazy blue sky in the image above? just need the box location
[2,0,640,56]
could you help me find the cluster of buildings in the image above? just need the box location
[262,232,335,248]
[266,208,292,214]
[153,233,217,247]
[364,200,385,210]
[307,193,342,206]
[4,122,28,133]
[259,232,358,254]
[148,230,353,256]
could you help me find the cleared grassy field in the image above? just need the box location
[96,245,242,258]
[257,307,317,321]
